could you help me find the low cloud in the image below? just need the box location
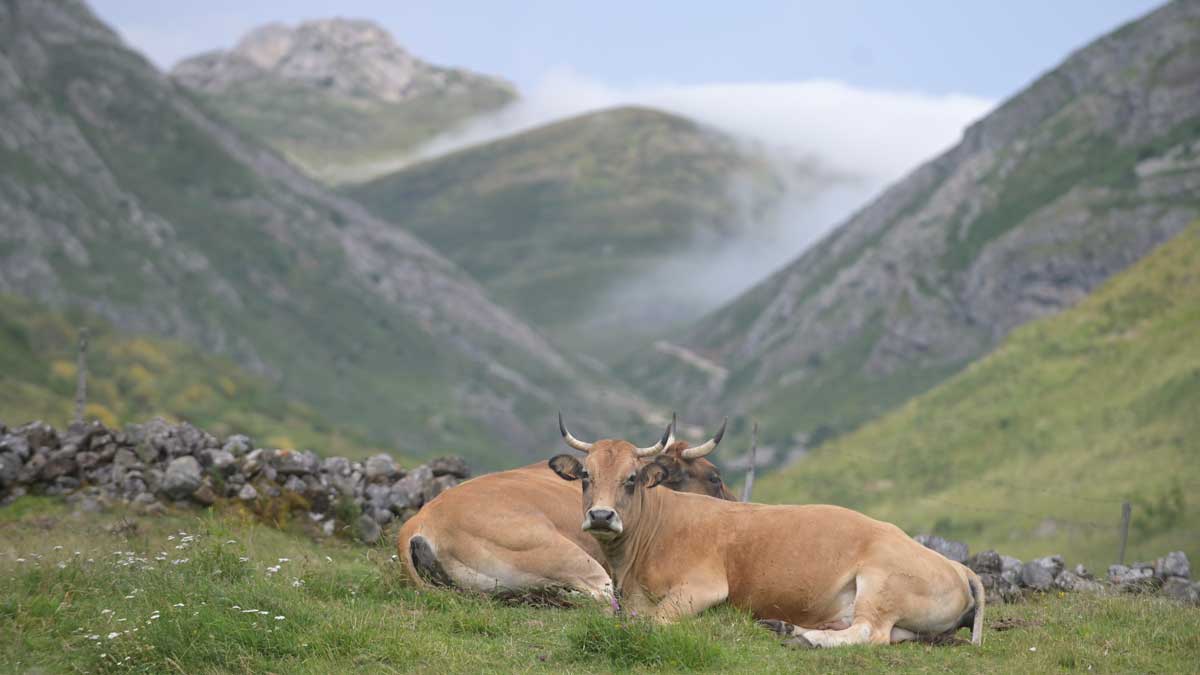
[414,69,993,346]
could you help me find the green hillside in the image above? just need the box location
[0,295,387,459]
[754,221,1200,571]
[622,0,1200,468]
[347,106,811,358]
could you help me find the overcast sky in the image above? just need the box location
[92,1,1161,100]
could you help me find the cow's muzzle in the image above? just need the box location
[583,508,623,536]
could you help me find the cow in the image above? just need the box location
[397,414,738,602]
[547,426,986,648]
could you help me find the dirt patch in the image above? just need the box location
[990,616,1045,632]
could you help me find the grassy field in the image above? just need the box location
[2,498,1197,673]
[753,222,1200,572]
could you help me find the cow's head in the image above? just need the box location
[549,414,727,539]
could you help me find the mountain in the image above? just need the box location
[623,0,1200,459]
[346,106,840,359]
[752,220,1200,570]
[0,0,642,469]
[0,294,392,460]
[171,19,515,184]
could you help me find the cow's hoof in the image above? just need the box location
[783,635,815,649]
[756,619,795,637]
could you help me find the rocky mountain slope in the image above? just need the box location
[753,220,1200,570]
[171,19,515,183]
[347,106,841,359]
[624,0,1200,456]
[0,0,642,469]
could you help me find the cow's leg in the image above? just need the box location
[483,530,615,605]
[645,577,729,623]
[793,572,896,648]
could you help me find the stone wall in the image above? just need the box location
[0,418,470,544]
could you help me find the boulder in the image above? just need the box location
[203,449,238,476]
[282,475,306,494]
[273,449,319,476]
[356,514,382,544]
[1073,563,1093,579]
[428,456,470,479]
[1161,578,1199,605]
[1155,551,1190,580]
[1020,556,1064,590]
[1109,564,1160,593]
[191,483,217,506]
[0,434,31,461]
[0,452,20,487]
[389,466,432,511]
[40,448,78,481]
[913,534,969,563]
[161,456,203,500]
[1054,569,1104,593]
[237,484,258,501]
[427,474,459,500]
[16,420,58,450]
[222,434,252,457]
[364,453,400,483]
[966,549,1003,575]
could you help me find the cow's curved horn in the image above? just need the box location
[634,414,674,457]
[559,412,593,452]
[681,417,727,459]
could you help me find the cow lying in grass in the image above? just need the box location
[398,415,737,602]
[548,426,985,648]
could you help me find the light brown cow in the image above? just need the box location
[397,416,736,601]
[548,433,986,648]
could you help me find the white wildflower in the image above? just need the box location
[106,632,119,640]
[173,603,184,608]
[274,615,285,621]
[277,558,289,563]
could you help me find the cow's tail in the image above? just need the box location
[968,569,986,646]
[396,516,432,588]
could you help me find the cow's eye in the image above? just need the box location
[624,475,637,487]
[709,474,721,483]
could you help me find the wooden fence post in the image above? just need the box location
[1118,501,1131,565]
[73,326,88,426]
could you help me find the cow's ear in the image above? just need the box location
[549,454,584,481]
[639,461,669,489]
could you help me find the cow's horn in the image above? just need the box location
[634,414,674,457]
[559,412,593,452]
[681,417,727,459]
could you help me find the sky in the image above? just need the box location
[91,0,1162,99]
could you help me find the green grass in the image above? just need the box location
[754,222,1200,571]
[0,294,391,460]
[2,500,1197,673]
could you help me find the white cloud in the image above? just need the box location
[413,67,993,185]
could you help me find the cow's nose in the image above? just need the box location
[588,509,615,525]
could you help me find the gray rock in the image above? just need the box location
[389,466,432,511]
[203,449,238,476]
[161,456,203,500]
[966,549,1003,575]
[0,452,20,486]
[1054,569,1104,593]
[222,435,252,457]
[75,450,99,470]
[1073,563,1093,579]
[191,483,217,506]
[40,448,78,481]
[364,453,400,483]
[1109,564,1160,592]
[1162,577,1199,605]
[913,534,969,563]
[428,456,470,479]
[322,456,351,476]
[1155,551,1190,580]
[113,448,140,468]
[368,506,393,526]
[273,449,319,476]
[1020,556,1064,590]
[427,474,459,500]
[237,484,258,501]
[241,448,270,476]
[356,514,382,544]
[283,475,306,494]
[16,420,58,450]
[0,435,31,462]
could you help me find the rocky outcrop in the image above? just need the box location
[0,418,470,541]
[173,19,513,103]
